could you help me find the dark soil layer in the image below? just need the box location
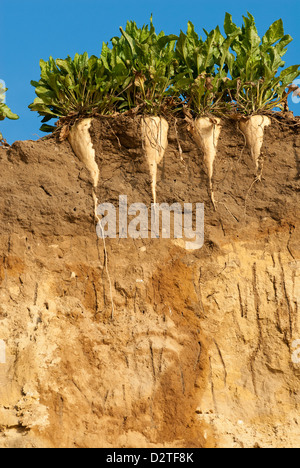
[90,115,300,240]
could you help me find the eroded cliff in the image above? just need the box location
[0,116,299,448]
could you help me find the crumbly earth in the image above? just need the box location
[0,115,299,448]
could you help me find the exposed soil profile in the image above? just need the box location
[0,115,299,448]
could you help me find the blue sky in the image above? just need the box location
[1,0,300,143]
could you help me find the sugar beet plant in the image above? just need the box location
[173,22,239,116]
[224,13,300,114]
[29,53,125,134]
[0,82,19,141]
[101,17,178,114]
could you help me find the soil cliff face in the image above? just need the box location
[0,116,299,448]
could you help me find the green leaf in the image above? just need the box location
[56,58,75,75]
[156,35,177,50]
[0,103,19,120]
[224,13,240,36]
[101,42,111,70]
[40,124,57,133]
[120,27,138,58]
[278,64,300,87]
[41,115,54,123]
[262,19,284,46]
[30,80,40,87]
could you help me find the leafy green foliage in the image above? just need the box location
[29,53,124,132]
[224,12,300,114]
[29,14,300,134]
[173,22,239,115]
[102,17,178,114]
[0,82,19,140]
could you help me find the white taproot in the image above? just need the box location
[141,116,169,205]
[239,115,271,171]
[190,117,222,206]
[68,118,99,188]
